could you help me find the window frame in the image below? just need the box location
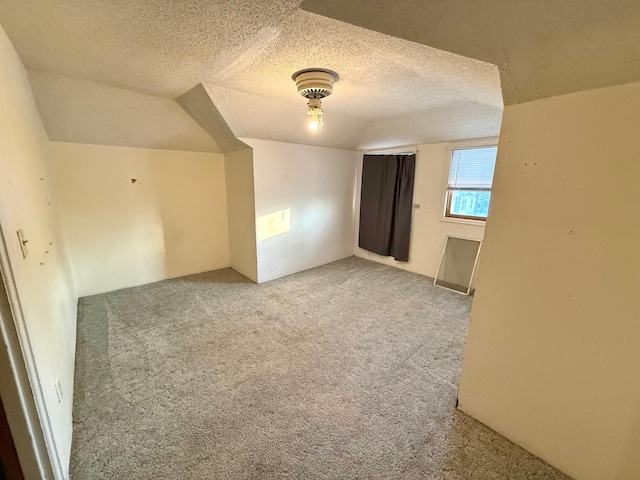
[444,188,492,221]
[443,140,498,223]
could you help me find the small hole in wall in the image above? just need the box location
[131,178,137,184]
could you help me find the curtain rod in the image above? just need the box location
[363,144,418,155]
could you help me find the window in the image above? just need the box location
[445,146,497,221]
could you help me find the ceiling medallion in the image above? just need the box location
[292,68,339,131]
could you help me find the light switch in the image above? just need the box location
[16,229,28,259]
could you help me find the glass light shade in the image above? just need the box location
[307,107,323,131]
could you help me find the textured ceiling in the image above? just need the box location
[301,0,640,105]
[0,0,301,98]
[206,10,502,121]
[0,0,504,150]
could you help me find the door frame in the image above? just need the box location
[0,224,56,479]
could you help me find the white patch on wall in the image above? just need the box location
[257,208,291,241]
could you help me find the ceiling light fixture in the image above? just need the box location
[292,68,339,131]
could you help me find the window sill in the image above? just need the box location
[440,217,486,227]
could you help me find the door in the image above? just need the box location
[0,394,24,480]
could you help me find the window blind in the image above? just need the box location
[448,146,497,190]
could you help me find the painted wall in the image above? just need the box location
[225,148,258,282]
[50,142,230,297]
[0,26,77,479]
[243,138,358,283]
[28,70,222,153]
[354,142,486,281]
[458,82,640,480]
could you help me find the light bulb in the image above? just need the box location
[306,98,323,131]
[307,106,323,131]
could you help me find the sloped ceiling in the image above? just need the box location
[0,0,503,151]
[301,0,640,105]
[28,70,222,153]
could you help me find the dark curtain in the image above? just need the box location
[359,154,416,262]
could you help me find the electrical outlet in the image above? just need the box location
[54,376,63,403]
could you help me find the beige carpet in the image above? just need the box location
[70,256,569,479]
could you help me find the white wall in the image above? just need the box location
[50,142,229,296]
[0,26,77,479]
[225,148,258,282]
[354,142,486,280]
[243,138,358,283]
[458,82,640,480]
[28,70,222,153]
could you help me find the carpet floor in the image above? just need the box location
[70,256,570,479]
